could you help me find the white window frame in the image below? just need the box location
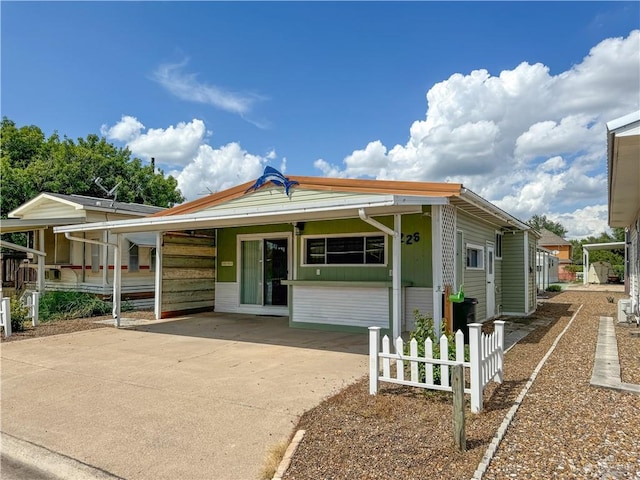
[128,242,139,273]
[466,243,485,270]
[90,242,100,273]
[301,232,388,267]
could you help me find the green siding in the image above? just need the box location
[501,232,525,313]
[456,211,498,323]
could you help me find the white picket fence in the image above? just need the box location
[369,321,505,413]
[0,292,40,338]
[1,297,11,338]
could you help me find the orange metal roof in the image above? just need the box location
[152,176,463,217]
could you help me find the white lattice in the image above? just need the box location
[441,204,456,287]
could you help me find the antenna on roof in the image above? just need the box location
[197,186,214,196]
[94,177,121,207]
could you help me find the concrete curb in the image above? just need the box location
[470,304,584,480]
[1,432,122,480]
[590,317,640,394]
[272,429,305,480]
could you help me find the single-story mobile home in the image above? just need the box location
[1,193,163,307]
[54,171,538,336]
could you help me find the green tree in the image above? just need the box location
[528,214,568,237]
[1,117,184,220]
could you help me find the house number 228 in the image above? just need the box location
[400,232,420,245]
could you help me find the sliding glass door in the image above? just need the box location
[240,237,289,307]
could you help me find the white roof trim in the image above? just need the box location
[9,193,83,218]
[607,110,640,132]
[54,195,434,234]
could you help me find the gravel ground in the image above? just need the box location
[284,291,640,480]
[616,320,640,385]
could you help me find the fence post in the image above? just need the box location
[31,291,40,326]
[468,323,482,413]
[369,327,381,395]
[494,320,505,383]
[2,297,12,338]
[452,363,466,451]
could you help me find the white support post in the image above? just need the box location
[369,327,381,395]
[31,291,39,326]
[38,229,45,293]
[431,206,443,338]
[494,320,505,383]
[2,297,12,338]
[154,232,163,320]
[468,322,482,413]
[583,249,589,285]
[113,234,122,327]
[392,214,402,340]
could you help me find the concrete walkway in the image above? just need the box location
[590,316,640,394]
[1,314,368,480]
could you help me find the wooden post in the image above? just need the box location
[369,327,381,394]
[444,285,453,333]
[452,363,466,451]
[494,320,505,383]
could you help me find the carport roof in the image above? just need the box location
[53,177,531,234]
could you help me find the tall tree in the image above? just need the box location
[1,117,184,219]
[527,214,568,237]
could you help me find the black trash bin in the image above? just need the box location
[453,298,478,344]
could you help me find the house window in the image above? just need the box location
[91,243,100,273]
[129,242,139,272]
[303,234,386,265]
[495,233,503,258]
[466,244,484,270]
[150,248,156,273]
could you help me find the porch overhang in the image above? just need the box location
[1,217,84,234]
[607,110,640,228]
[53,195,444,235]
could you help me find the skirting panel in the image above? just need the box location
[292,285,389,328]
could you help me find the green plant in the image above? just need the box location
[406,310,469,384]
[546,284,562,292]
[39,291,111,321]
[9,296,29,332]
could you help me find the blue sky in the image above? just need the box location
[2,2,639,238]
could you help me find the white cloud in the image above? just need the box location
[315,30,640,238]
[103,117,206,166]
[100,115,144,143]
[174,143,270,200]
[152,60,267,126]
[551,205,610,240]
[103,116,278,201]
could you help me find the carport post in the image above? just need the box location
[154,232,163,320]
[583,248,589,285]
[113,234,122,327]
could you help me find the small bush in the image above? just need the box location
[546,284,562,292]
[407,310,469,384]
[39,291,111,322]
[9,296,29,332]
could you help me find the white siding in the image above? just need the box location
[404,287,434,331]
[631,219,639,315]
[292,285,388,328]
[202,187,384,214]
[215,282,239,313]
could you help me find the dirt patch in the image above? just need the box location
[0,310,155,343]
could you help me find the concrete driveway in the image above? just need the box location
[1,314,368,479]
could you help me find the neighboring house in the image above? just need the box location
[538,228,574,281]
[607,110,640,322]
[1,193,164,308]
[54,172,539,336]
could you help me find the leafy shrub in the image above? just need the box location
[546,284,562,292]
[39,291,111,322]
[9,296,29,332]
[406,310,469,384]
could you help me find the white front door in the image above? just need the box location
[486,243,495,318]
